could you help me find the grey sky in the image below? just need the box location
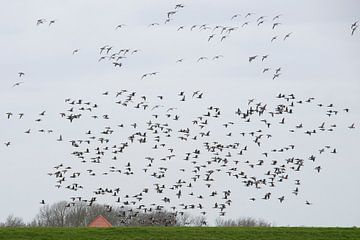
[0,0,359,226]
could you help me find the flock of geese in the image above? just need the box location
[4,2,358,223]
[11,5,358,89]
[3,89,356,220]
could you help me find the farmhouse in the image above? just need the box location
[88,215,112,228]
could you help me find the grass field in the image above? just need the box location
[0,227,359,240]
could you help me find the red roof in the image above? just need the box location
[88,215,112,228]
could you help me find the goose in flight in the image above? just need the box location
[249,55,258,62]
[273,14,282,21]
[351,20,358,35]
[36,19,46,25]
[231,14,241,20]
[271,35,278,42]
[99,45,108,54]
[141,72,158,79]
[208,34,215,42]
[115,24,126,30]
[175,4,184,9]
[49,20,57,26]
[272,73,280,80]
[167,11,177,19]
[212,55,223,60]
[245,12,254,18]
[148,23,160,27]
[242,22,250,27]
[283,32,292,40]
[98,56,106,62]
[12,82,23,87]
[257,16,266,22]
[272,22,281,29]
[113,62,122,67]
[351,24,358,36]
[57,135,63,141]
[262,68,270,73]
[261,55,269,61]
[6,112,13,119]
[197,57,207,62]
[351,20,358,29]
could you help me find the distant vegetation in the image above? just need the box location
[215,217,272,227]
[0,200,271,227]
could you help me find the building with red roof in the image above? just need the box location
[88,215,113,228]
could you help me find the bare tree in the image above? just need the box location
[176,212,194,226]
[34,201,177,227]
[27,219,41,227]
[128,211,177,226]
[65,201,88,227]
[215,217,272,227]
[175,212,207,226]
[35,201,118,227]
[191,215,207,226]
[3,215,25,227]
[36,201,69,227]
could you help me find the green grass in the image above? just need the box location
[0,227,359,240]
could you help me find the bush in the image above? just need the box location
[215,217,272,227]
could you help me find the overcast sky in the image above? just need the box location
[0,0,359,227]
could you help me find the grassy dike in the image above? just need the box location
[0,227,359,240]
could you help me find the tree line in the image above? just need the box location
[0,201,272,227]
